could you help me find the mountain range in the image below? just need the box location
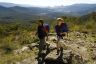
[0,2,96,22]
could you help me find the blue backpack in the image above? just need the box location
[43,24,50,33]
[61,23,68,32]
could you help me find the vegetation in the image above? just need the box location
[0,12,96,64]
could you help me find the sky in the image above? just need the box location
[0,0,96,7]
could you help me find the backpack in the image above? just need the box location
[43,24,50,35]
[61,23,68,32]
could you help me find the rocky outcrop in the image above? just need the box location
[12,32,96,64]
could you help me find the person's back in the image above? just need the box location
[37,25,46,39]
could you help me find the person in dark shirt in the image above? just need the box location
[55,18,64,55]
[55,23,63,39]
[36,19,46,56]
[60,20,68,37]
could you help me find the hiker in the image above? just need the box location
[55,18,68,55]
[55,18,63,55]
[36,19,47,56]
[60,18,68,37]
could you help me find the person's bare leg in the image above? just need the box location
[56,37,60,55]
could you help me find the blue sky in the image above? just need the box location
[0,0,96,7]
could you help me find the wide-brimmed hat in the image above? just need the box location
[56,18,64,21]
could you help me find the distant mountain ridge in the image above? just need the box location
[0,2,96,22]
[0,2,33,7]
[0,2,96,15]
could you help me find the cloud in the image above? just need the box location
[0,0,96,6]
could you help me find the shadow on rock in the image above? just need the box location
[44,47,73,64]
[36,43,56,64]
